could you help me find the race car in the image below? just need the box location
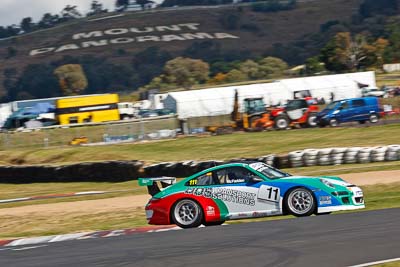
[138,162,365,228]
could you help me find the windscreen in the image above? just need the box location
[325,101,339,110]
[249,162,291,179]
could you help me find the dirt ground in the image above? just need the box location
[0,170,399,218]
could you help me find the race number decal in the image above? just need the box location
[257,185,280,202]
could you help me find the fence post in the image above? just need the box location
[140,118,145,140]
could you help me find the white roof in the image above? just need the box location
[164,71,376,119]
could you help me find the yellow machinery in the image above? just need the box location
[206,90,273,134]
[56,94,120,125]
[69,136,89,146]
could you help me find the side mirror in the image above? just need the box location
[249,176,264,183]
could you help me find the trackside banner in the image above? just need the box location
[30,23,240,56]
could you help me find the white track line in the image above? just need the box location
[349,257,400,267]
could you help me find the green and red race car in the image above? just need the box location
[138,162,365,228]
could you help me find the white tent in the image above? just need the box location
[162,71,376,119]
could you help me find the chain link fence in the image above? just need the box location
[0,116,178,150]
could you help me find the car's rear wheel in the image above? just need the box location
[275,115,289,130]
[284,188,316,217]
[172,199,203,228]
[203,221,225,226]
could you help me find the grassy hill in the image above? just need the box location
[0,0,362,97]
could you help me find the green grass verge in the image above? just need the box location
[0,182,399,239]
[374,262,400,267]
[1,124,400,165]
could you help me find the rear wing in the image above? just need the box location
[138,177,176,196]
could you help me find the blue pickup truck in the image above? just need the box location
[317,97,381,127]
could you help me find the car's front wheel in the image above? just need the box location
[172,199,203,228]
[284,187,316,217]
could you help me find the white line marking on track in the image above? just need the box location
[11,245,48,251]
[348,257,400,267]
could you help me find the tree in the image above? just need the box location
[3,68,18,99]
[225,69,247,83]
[20,17,34,33]
[60,5,82,21]
[303,56,326,75]
[54,64,88,96]
[116,0,129,9]
[320,32,369,72]
[258,56,288,78]
[239,60,261,79]
[359,0,398,18]
[38,13,59,29]
[163,57,210,88]
[9,64,60,100]
[207,72,228,84]
[87,1,108,16]
[132,47,172,87]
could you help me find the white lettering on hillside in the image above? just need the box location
[72,23,201,40]
[29,30,240,56]
[72,31,103,40]
[81,40,108,48]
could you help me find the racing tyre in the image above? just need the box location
[274,115,289,130]
[306,113,318,128]
[203,221,225,227]
[329,118,338,127]
[369,114,379,123]
[284,188,316,217]
[172,199,203,229]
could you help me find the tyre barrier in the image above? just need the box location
[288,151,304,168]
[318,148,333,166]
[386,145,400,161]
[303,149,319,167]
[0,160,144,183]
[357,147,372,164]
[371,146,387,162]
[331,147,347,165]
[257,155,277,166]
[344,147,361,164]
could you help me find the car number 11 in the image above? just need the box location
[257,185,280,202]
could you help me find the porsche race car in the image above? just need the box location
[138,162,365,228]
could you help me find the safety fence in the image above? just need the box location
[0,116,178,150]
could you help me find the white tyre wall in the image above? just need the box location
[303,149,319,167]
[357,147,372,163]
[317,148,332,166]
[344,147,361,164]
[386,145,400,161]
[288,151,304,167]
[371,146,387,162]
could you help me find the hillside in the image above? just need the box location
[0,0,362,98]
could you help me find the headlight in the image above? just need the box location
[320,179,335,189]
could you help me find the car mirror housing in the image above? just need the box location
[249,176,264,183]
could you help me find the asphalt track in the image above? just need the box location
[1,208,399,267]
